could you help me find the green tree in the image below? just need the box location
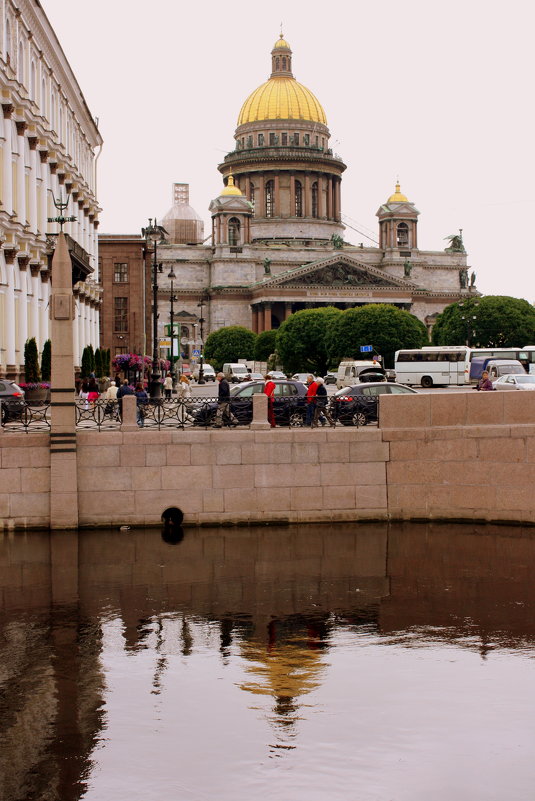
[432,296,535,347]
[203,326,257,371]
[94,348,103,378]
[87,344,95,374]
[327,304,428,368]
[275,307,342,375]
[24,337,40,383]
[41,339,51,382]
[81,346,93,378]
[254,329,278,362]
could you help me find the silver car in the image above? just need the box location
[493,374,535,390]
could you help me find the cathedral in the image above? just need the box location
[100,34,474,364]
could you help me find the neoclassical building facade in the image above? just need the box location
[100,35,473,365]
[0,0,102,380]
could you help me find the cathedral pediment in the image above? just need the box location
[257,254,418,290]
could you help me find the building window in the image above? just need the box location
[315,135,319,147]
[249,185,255,215]
[269,132,276,146]
[18,41,24,83]
[295,180,303,217]
[114,297,128,332]
[228,217,240,246]
[282,56,287,70]
[5,18,11,65]
[114,262,128,283]
[311,181,318,218]
[247,135,253,148]
[265,180,274,218]
[304,134,310,146]
[115,346,127,356]
[281,132,288,146]
[397,223,409,247]
[258,133,264,146]
[293,133,299,146]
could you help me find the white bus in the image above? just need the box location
[394,347,471,388]
[395,345,535,387]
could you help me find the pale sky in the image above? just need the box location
[43,0,535,301]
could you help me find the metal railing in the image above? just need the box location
[0,401,51,432]
[75,399,122,431]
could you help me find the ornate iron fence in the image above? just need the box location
[75,399,122,431]
[140,397,220,429]
[0,401,51,432]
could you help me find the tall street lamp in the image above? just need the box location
[142,218,167,399]
[197,297,206,384]
[168,267,177,385]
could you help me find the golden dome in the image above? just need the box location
[220,174,242,196]
[387,182,409,203]
[238,78,326,125]
[273,35,290,50]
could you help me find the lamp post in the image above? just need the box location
[168,267,177,385]
[142,218,167,399]
[197,297,206,384]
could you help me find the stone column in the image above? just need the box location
[251,305,258,334]
[284,302,293,320]
[17,258,29,364]
[49,233,78,529]
[30,264,40,340]
[289,173,295,217]
[263,302,272,331]
[72,287,80,370]
[39,150,49,232]
[304,174,311,218]
[274,172,280,217]
[2,105,13,215]
[4,251,17,370]
[258,174,265,217]
[15,121,27,224]
[318,174,325,219]
[28,136,38,233]
[250,392,270,430]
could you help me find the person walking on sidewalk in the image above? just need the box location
[214,372,238,427]
[264,374,276,427]
[312,376,335,427]
[305,374,318,427]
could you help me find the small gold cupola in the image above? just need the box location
[220,174,243,197]
[387,182,409,203]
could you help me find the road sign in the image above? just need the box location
[193,349,200,356]
[360,345,373,353]
[159,338,171,347]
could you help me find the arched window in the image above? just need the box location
[295,180,303,217]
[276,57,280,70]
[311,182,318,218]
[5,18,11,64]
[228,217,240,246]
[30,60,36,100]
[282,56,287,70]
[18,41,24,84]
[41,78,46,115]
[265,180,274,217]
[397,222,409,247]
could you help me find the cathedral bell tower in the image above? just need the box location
[209,175,253,248]
[376,183,420,253]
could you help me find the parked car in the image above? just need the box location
[0,380,25,423]
[324,372,337,385]
[249,372,265,381]
[222,363,251,383]
[267,370,287,380]
[291,373,310,383]
[335,360,386,389]
[192,364,216,381]
[192,380,308,426]
[329,382,418,426]
[493,374,535,391]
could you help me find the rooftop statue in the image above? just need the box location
[445,229,466,253]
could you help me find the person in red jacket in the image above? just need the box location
[305,374,318,426]
[264,375,276,427]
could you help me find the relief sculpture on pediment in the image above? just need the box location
[287,263,393,287]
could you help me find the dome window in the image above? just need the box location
[258,133,264,146]
[281,132,288,146]
[265,180,274,218]
[293,133,299,146]
[269,132,277,146]
[295,180,303,217]
[247,135,253,148]
[304,134,310,146]
[228,217,241,246]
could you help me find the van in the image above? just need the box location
[222,363,250,383]
[487,359,525,381]
[336,360,386,389]
[192,363,216,381]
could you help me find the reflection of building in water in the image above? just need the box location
[238,617,330,744]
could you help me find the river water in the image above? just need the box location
[1,521,534,801]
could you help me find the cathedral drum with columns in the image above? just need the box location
[100,34,475,362]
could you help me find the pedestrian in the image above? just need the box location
[117,378,134,420]
[305,374,318,426]
[79,379,90,409]
[214,372,238,428]
[177,374,191,399]
[264,374,276,427]
[135,382,149,426]
[476,370,494,391]
[87,376,99,403]
[312,376,335,427]
[164,373,173,400]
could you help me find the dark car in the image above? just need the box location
[192,380,308,426]
[330,382,418,426]
[324,372,337,385]
[0,380,25,423]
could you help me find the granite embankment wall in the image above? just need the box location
[2,391,535,529]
